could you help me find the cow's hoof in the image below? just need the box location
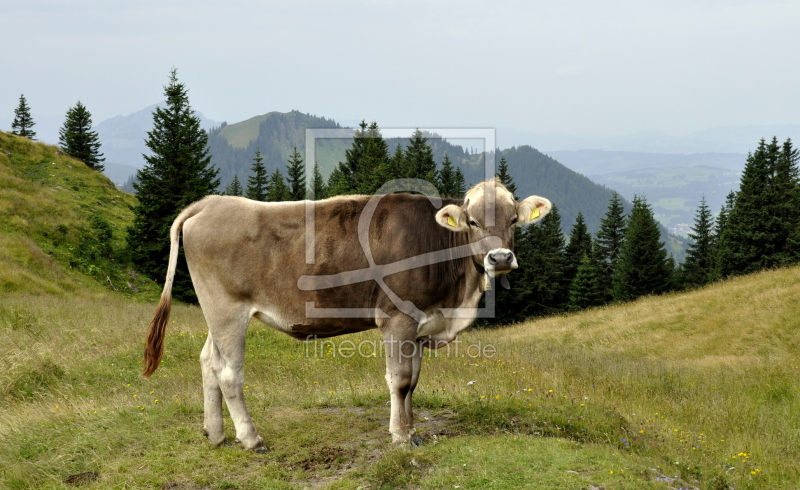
[236,436,266,453]
[410,436,425,447]
[223,440,233,447]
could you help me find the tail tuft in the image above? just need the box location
[141,293,171,377]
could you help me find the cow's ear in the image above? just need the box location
[435,204,469,232]
[517,196,552,225]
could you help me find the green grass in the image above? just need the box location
[0,131,159,298]
[218,114,271,149]
[2,265,799,488]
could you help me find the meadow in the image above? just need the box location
[1,264,798,489]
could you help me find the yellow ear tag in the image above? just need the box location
[447,215,457,227]
[530,207,541,220]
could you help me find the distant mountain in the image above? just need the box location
[545,150,746,235]
[497,146,685,262]
[499,125,800,154]
[94,104,219,185]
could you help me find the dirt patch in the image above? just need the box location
[64,472,99,486]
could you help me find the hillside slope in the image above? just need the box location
[0,131,156,296]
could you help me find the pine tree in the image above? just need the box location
[519,205,567,317]
[682,196,715,287]
[267,168,290,202]
[437,154,456,197]
[390,143,406,183]
[127,68,220,302]
[710,191,735,280]
[453,167,467,198]
[495,156,517,199]
[332,121,391,195]
[715,139,778,277]
[58,101,105,171]
[564,212,592,287]
[773,138,800,265]
[403,129,437,190]
[224,175,243,196]
[567,249,604,311]
[595,192,627,300]
[310,163,328,200]
[612,196,672,302]
[361,123,393,193]
[714,191,735,241]
[286,145,306,201]
[246,149,269,201]
[327,166,350,197]
[11,94,36,140]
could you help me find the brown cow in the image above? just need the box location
[142,178,551,451]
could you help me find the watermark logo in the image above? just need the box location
[301,128,500,321]
[305,335,497,361]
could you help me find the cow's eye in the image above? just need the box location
[469,220,479,228]
[511,217,518,225]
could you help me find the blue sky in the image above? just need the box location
[2,0,799,139]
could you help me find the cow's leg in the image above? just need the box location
[200,334,225,447]
[383,322,419,445]
[404,340,425,446]
[202,307,265,452]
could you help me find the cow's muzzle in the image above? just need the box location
[484,249,518,277]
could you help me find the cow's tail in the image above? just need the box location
[141,199,207,377]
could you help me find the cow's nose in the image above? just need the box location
[487,251,516,271]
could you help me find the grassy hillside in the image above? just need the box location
[0,131,157,297]
[1,264,798,488]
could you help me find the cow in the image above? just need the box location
[142,178,551,451]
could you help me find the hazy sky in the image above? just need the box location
[2,0,799,138]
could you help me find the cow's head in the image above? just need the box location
[434,178,551,277]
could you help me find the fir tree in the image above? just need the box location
[127,68,220,302]
[332,121,391,195]
[773,138,800,264]
[58,101,105,171]
[437,154,456,197]
[518,205,567,317]
[327,166,350,197]
[612,196,672,302]
[286,145,306,201]
[564,212,592,287]
[567,249,604,311]
[715,139,780,277]
[683,196,715,287]
[310,163,328,200]
[495,156,517,199]
[403,129,437,190]
[267,168,290,202]
[710,191,735,280]
[11,94,36,140]
[390,143,406,182]
[224,175,243,196]
[595,192,627,300]
[453,167,467,198]
[714,191,735,241]
[246,149,269,201]
[362,123,393,193]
